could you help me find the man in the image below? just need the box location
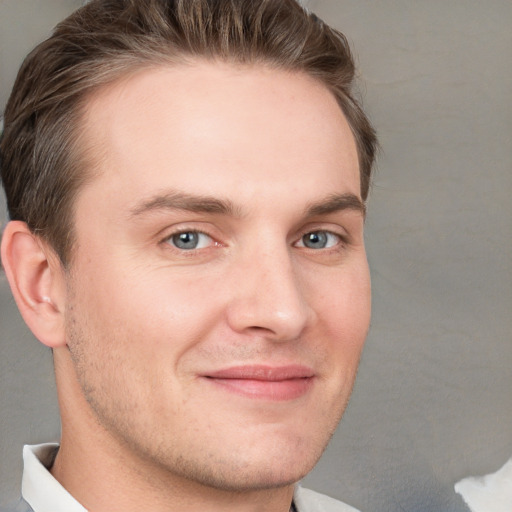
[0,0,377,511]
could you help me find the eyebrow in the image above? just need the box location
[305,193,366,217]
[129,190,365,219]
[129,191,240,218]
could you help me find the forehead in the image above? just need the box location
[77,61,360,212]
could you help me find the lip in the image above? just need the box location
[203,365,315,401]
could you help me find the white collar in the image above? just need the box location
[22,444,87,512]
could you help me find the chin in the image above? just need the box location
[182,462,312,493]
[162,433,330,493]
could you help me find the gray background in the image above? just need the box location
[1,1,511,511]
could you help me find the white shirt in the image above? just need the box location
[20,443,359,512]
[21,444,86,512]
[455,457,512,512]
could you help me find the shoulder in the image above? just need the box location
[294,486,361,512]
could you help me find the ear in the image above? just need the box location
[1,221,67,348]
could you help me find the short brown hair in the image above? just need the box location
[0,0,377,265]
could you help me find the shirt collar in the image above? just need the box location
[22,444,87,512]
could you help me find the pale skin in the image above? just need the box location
[1,61,371,512]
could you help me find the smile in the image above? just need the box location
[203,365,316,401]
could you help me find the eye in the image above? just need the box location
[298,231,340,250]
[167,231,213,250]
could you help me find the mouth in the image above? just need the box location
[202,365,315,401]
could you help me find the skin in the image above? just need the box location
[1,61,370,512]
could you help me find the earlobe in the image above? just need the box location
[1,220,67,348]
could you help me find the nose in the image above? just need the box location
[225,245,314,342]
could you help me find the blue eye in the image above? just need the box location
[301,231,339,249]
[168,231,212,250]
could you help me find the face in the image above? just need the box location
[63,61,370,491]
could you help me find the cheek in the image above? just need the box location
[317,262,371,340]
[313,263,371,391]
[319,272,370,405]
[71,261,224,363]
[64,266,222,414]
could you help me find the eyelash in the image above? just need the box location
[295,231,345,250]
[162,229,217,251]
[160,227,348,254]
